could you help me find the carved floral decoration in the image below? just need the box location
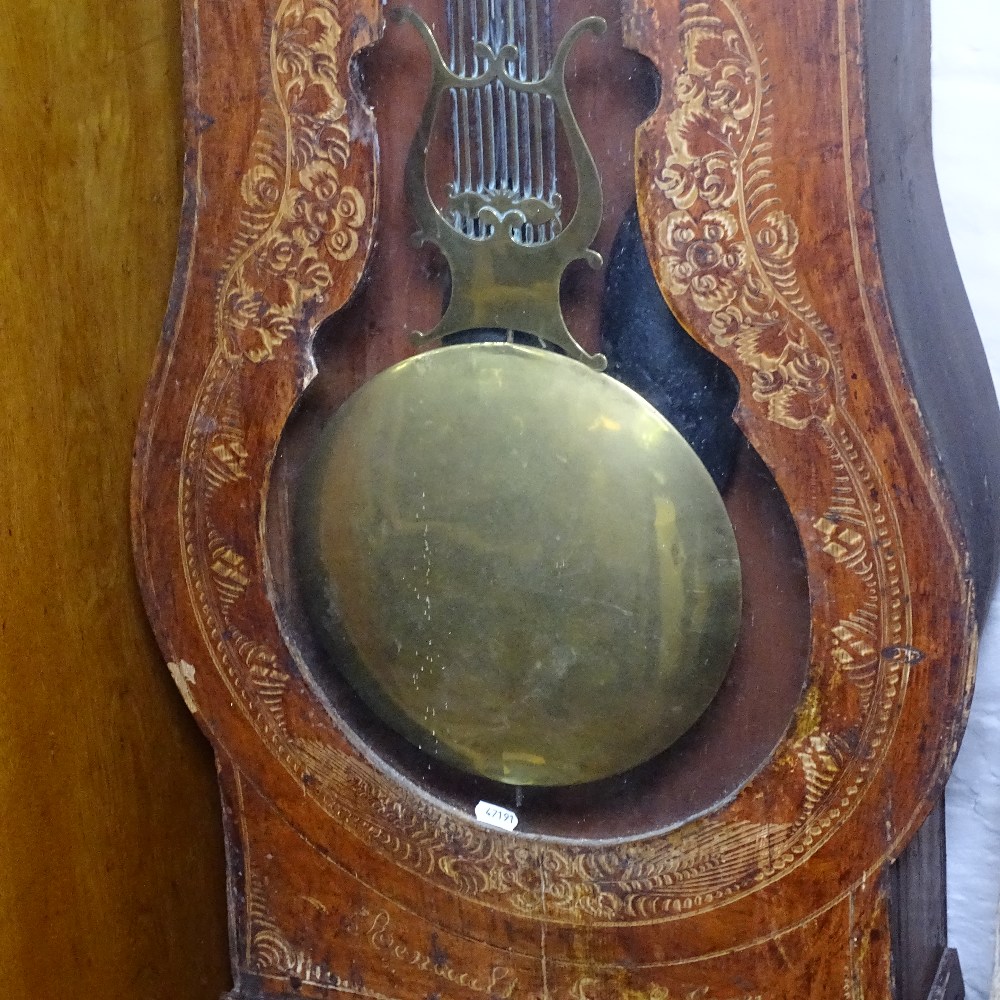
[653,4,838,430]
[217,0,366,363]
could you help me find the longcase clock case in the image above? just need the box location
[131,0,1000,996]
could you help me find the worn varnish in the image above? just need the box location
[0,2,229,997]
[130,0,1000,998]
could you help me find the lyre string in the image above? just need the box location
[445,0,558,243]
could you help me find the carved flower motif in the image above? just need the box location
[707,303,750,346]
[326,186,366,261]
[706,52,755,124]
[291,219,325,251]
[659,209,747,313]
[476,847,610,920]
[240,162,283,211]
[215,0,371,365]
[316,120,351,167]
[251,311,297,363]
[339,185,366,225]
[302,192,338,231]
[752,347,830,398]
[299,160,341,202]
[326,229,358,261]
[225,283,264,328]
[656,151,737,211]
[674,71,705,108]
[670,27,755,153]
[783,346,832,396]
[689,26,756,126]
[298,255,333,292]
[751,341,834,427]
[277,4,343,110]
[754,210,800,268]
[256,234,302,276]
[708,276,780,347]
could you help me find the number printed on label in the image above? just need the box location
[475,800,518,832]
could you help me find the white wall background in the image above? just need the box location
[933,1,1000,997]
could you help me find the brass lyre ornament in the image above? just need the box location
[295,7,743,786]
[398,7,607,369]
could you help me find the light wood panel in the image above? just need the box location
[0,2,229,997]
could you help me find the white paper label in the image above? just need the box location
[475,800,518,832]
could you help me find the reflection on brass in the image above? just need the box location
[397,8,608,370]
[296,344,742,786]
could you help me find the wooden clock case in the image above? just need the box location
[131,0,1000,997]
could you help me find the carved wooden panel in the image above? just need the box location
[132,0,1000,996]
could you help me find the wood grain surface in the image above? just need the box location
[0,2,229,997]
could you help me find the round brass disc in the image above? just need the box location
[296,343,741,786]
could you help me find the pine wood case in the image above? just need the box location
[131,0,1000,996]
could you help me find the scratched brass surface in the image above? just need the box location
[0,2,228,996]
[297,344,742,785]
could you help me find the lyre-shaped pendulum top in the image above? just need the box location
[395,4,608,369]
